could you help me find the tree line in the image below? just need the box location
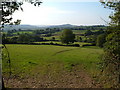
[2,28,106,46]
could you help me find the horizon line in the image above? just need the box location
[5,24,107,26]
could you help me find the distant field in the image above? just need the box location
[13,31,33,34]
[72,30,87,34]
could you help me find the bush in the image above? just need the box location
[96,34,106,48]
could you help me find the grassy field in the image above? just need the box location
[3,44,103,76]
[2,44,103,88]
[13,31,33,35]
[72,30,87,34]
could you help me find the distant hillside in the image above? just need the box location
[49,24,76,28]
[3,24,106,31]
[3,25,41,31]
[3,24,76,31]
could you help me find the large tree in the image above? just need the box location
[60,29,75,44]
[100,1,120,88]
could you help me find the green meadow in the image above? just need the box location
[3,44,103,79]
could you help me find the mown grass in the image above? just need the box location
[2,44,103,79]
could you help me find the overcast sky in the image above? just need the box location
[12,0,112,25]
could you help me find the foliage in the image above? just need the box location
[51,37,55,41]
[1,0,42,27]
[100,1,120,88]
[96,34,106,48]
[33,28,60,35]
[76,36,82,42]
[84,30,93,36]
[2,33,44,44]
[69,25,106,31]
[60,29,75,44]
[18,34,31,43]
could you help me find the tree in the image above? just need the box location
[33,35,43,42]
[100,1,120,88]
[84,30,93,36]
[2,33,10,44]
[60,29,75,44]
[96,34,106,47]
[79,37,82,42]
[18,34,30,43]
[51,37,55,41]
[76,36,82,42]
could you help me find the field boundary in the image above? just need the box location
[4,43,81,47]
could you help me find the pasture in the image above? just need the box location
[2,44,103,88]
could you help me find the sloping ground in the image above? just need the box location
[3,65,102,88]
[2,45,103,88]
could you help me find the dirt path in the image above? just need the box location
[3,65,102,88]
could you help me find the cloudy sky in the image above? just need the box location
[12,0,112,25]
